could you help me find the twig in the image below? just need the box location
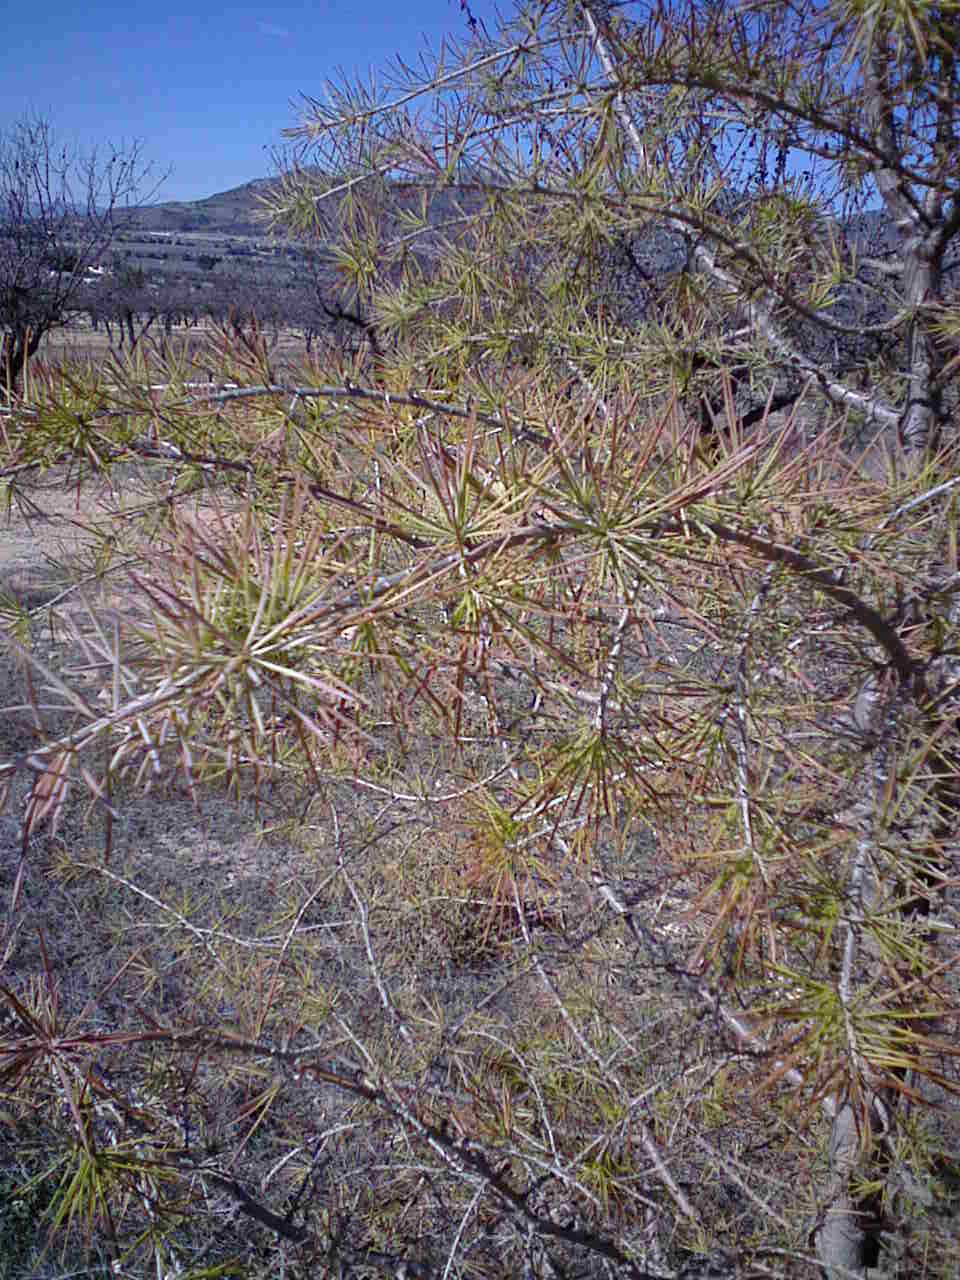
[336,808,414,1047]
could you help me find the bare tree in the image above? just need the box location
[0,117,153,396]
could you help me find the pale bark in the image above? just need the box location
[863,17,954,457]
[819,1104,876,1279]
[583,2,958,461]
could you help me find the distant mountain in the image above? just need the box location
[130,176,283,236]
[130,169,494,240]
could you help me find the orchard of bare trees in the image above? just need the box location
[0,2,958,1277]
[0,118,154,397]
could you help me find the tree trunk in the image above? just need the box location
[864,17,952,461]
[2,325,42,399]
[818,1103,882,1278]
[898,228,945,456]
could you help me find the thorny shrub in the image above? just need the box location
[0,0,959,1274]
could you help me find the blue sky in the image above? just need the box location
[5,0,500,204]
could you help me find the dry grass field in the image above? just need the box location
[32,318,313,386]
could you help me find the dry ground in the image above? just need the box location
[34,318,313,382]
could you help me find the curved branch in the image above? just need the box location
[693,515,918,686]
